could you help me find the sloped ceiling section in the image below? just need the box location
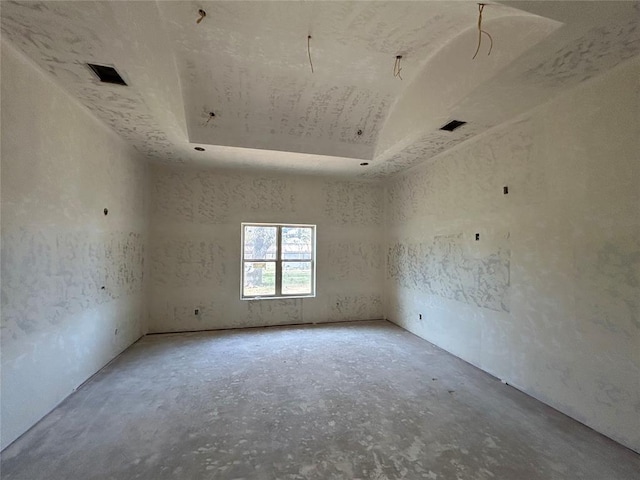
[2,1,639,178]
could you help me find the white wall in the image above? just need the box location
[0,44,149,450]
[384,57,640,452]
[148,165,384,332]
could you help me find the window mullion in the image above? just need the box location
[275,226,283,296]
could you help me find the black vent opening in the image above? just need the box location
[87,63,127,86]
[440,120,466,132]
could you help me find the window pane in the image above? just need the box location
[244,226,277,260]
[282,262,312,295]
[243,262,276,296]
[281,227,313,260]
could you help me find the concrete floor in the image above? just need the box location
[1,320,638,480]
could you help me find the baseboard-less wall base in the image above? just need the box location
[386,317,639,455]
[147,318,386,336]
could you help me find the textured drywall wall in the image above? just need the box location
[0,44,149,450]
[384,57,640,452]
[149,166,384,332]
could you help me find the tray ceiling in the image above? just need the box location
[2,1,639,178]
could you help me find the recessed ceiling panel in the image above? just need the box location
[156,1,482,159]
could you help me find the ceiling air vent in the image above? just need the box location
[87,63,127,86]
[440,120,466,132]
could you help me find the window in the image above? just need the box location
[241,223,316,299]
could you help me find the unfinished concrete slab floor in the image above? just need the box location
[2,320,638,479]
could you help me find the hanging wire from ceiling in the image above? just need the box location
[393,55,403,80]
[307,35,314,73]
[196,9,206,24]
[472,3,493,59]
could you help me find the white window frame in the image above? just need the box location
[241,223,316,300]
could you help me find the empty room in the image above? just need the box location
[1,1,639,479]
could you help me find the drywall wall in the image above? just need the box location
[0,44,149,450]
[384,57,640,452]
[148,165,384,332]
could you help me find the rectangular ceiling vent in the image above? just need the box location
[440,120,466,132]
[87,63,127,86]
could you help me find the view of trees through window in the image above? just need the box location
[242,224,315,298]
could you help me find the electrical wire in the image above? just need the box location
[472,3,493,60]
[307,35,314,73]
[196,9,206,24]
[393,55,403,80]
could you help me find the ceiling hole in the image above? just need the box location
[360,162,369,166]
[357,129,363,136]
[194,147,205,151]
[87,63,127,86]
[440,120,467,132]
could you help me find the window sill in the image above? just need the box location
[241,295,316,301]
